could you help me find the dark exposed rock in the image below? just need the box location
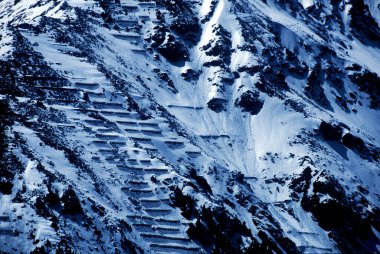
[299,172,380,253]
[157,34,189,62]
[345,63,362,72]
[248,205,300,253]
[170,187,197,219]
[156,0,200,42]
[0,60,23,97]
[189,168,212,195]
[201,25,232,67]
[342,133,380,162]
[181,68,201,81]
[150,25,190,62]
[0,100,22,195]
[255,66,289,98]
[35,196,53,218]
[202,59,224,67]
[151,25,167,47]
[237,64,261,75]
[61,186,84,215]
[153,68,178,93]
[342,133,366,152]
[319,121,343,141]
[201,0,218,24]
[120,237,141,254]
[326,64,345,91]
[207,97,227,112]
[187,206,252,253]
[283,49,308,77]
[31,246,49,254]
[348,66,380,109]
[98,0,119,25]
[253,230,299,254]
[284,99,308,116]
[312,175,345,201]
[305,63,332,109]
[349,0,380,45]
[219,71,235,86]
[289,166,312,200]
[55,239,76,254]
[170,14,200,42]
[235,90,264,115]
[335,95,349,112]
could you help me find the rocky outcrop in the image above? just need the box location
[202,25,232,67]
[305,63,331,109]
[187,206,253,253]
[256,66,289,97]
[207,97,227,113]
[289,166,313,201]
[347,64,380,109]
[201,25,234,112]
[349,0,380,45]
[151,26,189,62]
[153,68,178,93]
[296,172,380,253]
[342,133,380,162]
[181,68,201,82]
[235,90,264,115]
[61,187,84,215]
[342,133,365,152]
[318,121,343,141]
[0,100,21,194]
[156,0,200,42]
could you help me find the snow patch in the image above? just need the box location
[298,0,315,9]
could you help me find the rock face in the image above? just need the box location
[0,0,379,253]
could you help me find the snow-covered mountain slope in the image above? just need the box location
[0,0,379,253]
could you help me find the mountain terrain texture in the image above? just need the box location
[0,0,380,253]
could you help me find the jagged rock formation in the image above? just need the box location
[0,0,379,253]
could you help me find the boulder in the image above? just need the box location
[235,91,264,115]
[342,133,366,151]
[207,98,227,113]
[319,121,343,141]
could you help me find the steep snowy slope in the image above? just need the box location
[0,0,379,253]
